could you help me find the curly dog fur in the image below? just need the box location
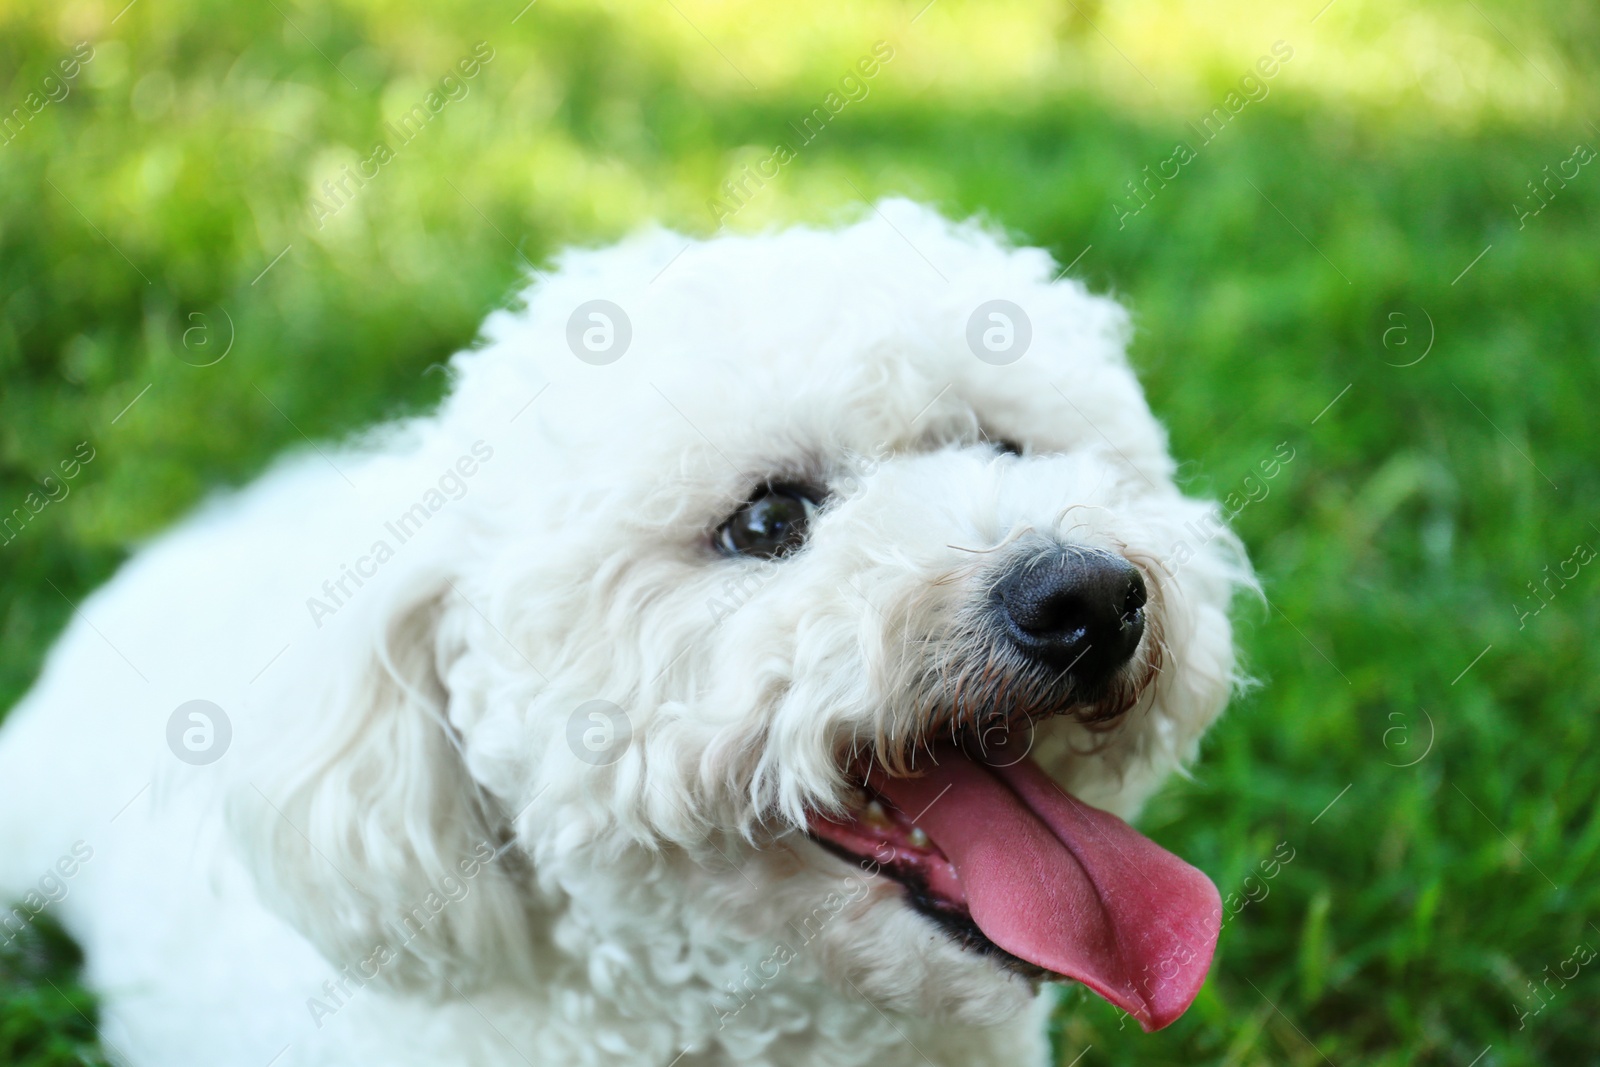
[0,201,1249,1066]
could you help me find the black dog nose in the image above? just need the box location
[996,548,1147,685]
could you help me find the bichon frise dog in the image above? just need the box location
[0,201,1249,1066]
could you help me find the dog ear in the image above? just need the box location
[229,579,538,991]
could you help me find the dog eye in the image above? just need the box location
[715,485,821,559]
[993,438,1024,456]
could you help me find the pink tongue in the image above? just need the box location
[869,751,1219,1031]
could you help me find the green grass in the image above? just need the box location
[0,918,110,1067]
[3,1,1599,1064]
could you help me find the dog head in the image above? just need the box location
[237,201,1251,1039]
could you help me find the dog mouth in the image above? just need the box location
[805,744,1220,1032]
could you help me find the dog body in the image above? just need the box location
[0,203,1247,1066]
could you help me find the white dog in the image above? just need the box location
[0,201,1249,1066]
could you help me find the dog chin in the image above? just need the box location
[793,853,1042,1023]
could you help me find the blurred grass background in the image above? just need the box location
[2,0,1598,1064]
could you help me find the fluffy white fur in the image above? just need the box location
[0,201,1249,1066]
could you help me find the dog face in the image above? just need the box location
[240,202,1249,1039]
